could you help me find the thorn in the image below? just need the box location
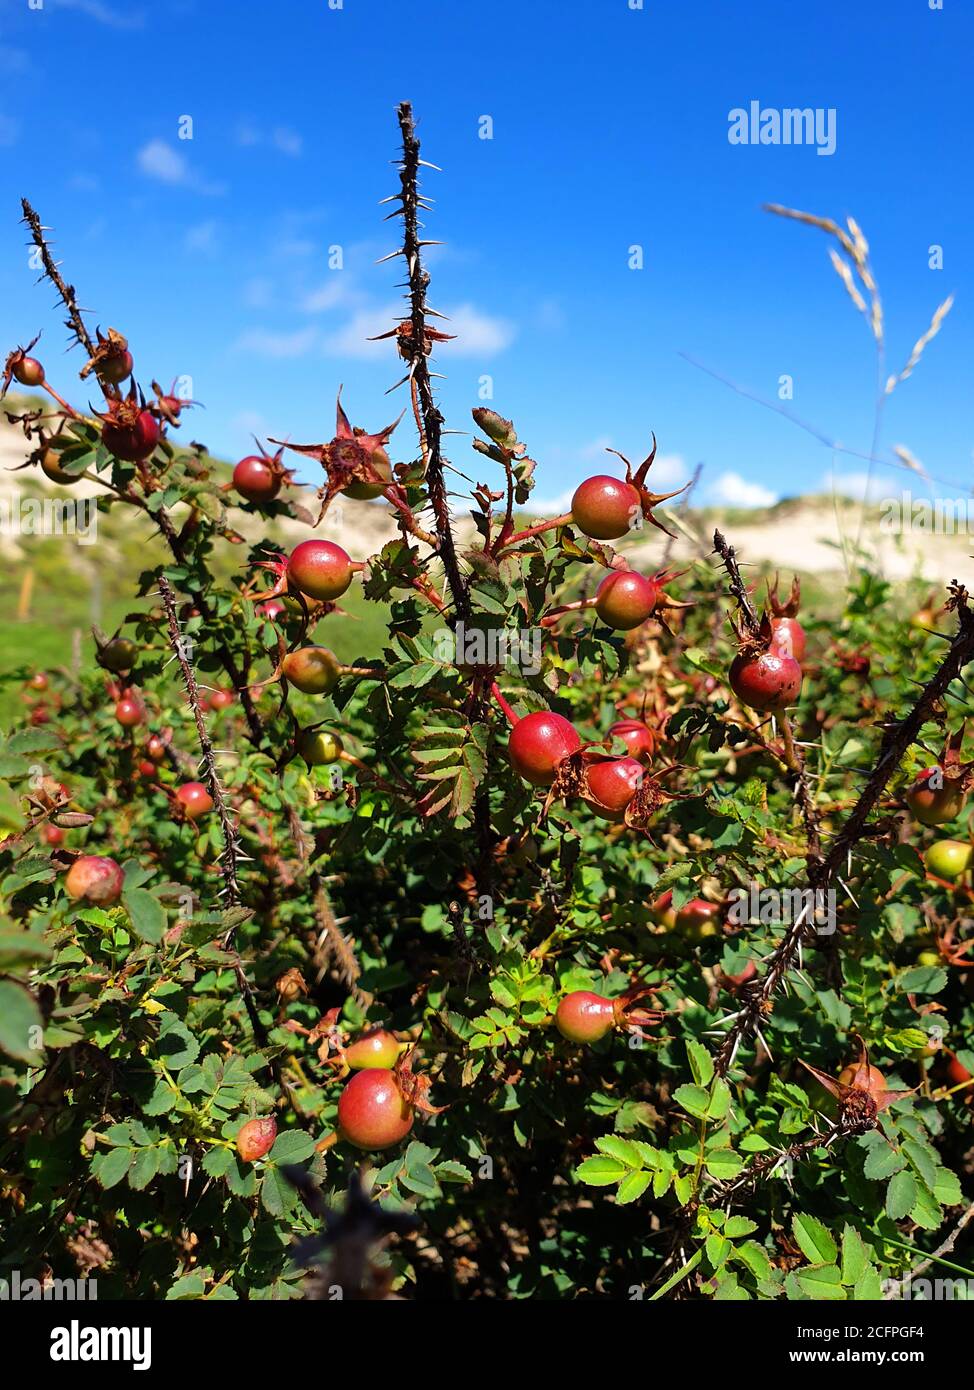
[375,249,405,264]
[417,159,442,171]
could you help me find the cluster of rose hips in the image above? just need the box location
[727,576,806,716]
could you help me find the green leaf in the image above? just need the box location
[128,1146,162,1191]
[575,1156,627,1186]
[0,980,45,1063]
[734,1240,772,1282]
[724,1216,758,1239]
[840,1225,869,1285]
[886,1170,918,1221]
[268,1130,316,1166]
[853,1266,883,1300]
[594,1135,643,1168]
[703,1149,744,1180]
[707,1077,732,1121]
[93,1146,132,1190]
[796,1264,846,1301]
[686,1039,714,1088]
[792,1213,838,1265]
[259,1163,299,1216]
[673,1083,710,1119]
[615,1170,652,1204]
[122,888,166,944]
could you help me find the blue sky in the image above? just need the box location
[1,0,970,509]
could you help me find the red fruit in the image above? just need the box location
[30,705,50,726]
[345,1028,402,1071]
[571,475,640,541]
[101,407,160,462]
[137,759,157,778]
[65,855,125,904]
[770,616,806,663]
[555,991,617,1043]
[906,768,965,826]
[101,637,138,673]
[837,1060,888,1099]
[766,576,806,661]
[146,735,167,762]
[41,823,64,846]
[729,650,802,713]
[337,1069,414,1150]
[175,782,213,820]
[583,756,644,820]
[114,696,144,728]
[233,455,281,504]
[12,355,45,387]
[286,539,354,602]
[28,672,48,691]
[944,1053,973,1096]
[208,689,233,710]
[677,898,721,939]
[236,1116,278,1163]
[280,646,341,695]
[608,718,657,763]
[594,571,659,630]
[508,710,581,786]
[98,349,133,384]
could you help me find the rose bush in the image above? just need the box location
[0,104,971,1302]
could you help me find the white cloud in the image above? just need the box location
[234,327,318,359]
[439,303,515,356]
[236,123,303,157]
[136,140,224,195]
[184,220,218,253]
[709,471,778,508]
[301,279,351,313]
[138,140,186,183]
[823,470,886,501]
[322,304,402,360]
[272,127,303,157]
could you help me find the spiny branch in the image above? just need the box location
[312,873,368,1006]
[394,102,470,622]
[158,576,241,909]
[716,582,974,1075]
[21,199,98,361]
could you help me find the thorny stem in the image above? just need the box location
[395,102,470,623]
[713,526,821,858]
[20,199,266,750]
[712,528,760,638]
[21,199,99,365]
[158,577,240,910]
[715,582,974,1076]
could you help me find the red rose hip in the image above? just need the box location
[594,570,659,630]
[508,710,581,786]
[236,1116,278,1162]
[65,855,125,904]
[729,650,802,713]
[337,1068,414,1150]
[286,539,355,602]
[571,475,640,541]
